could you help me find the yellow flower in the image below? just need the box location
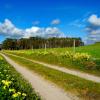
[17,92,21,95]
[22,93,27,97]
[9,88,16,93]
[12,93,18,98]
[2,80,12,87]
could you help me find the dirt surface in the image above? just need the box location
[1,53,78,100]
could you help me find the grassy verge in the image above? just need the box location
[0,54,41,100]
[4,53,100,100]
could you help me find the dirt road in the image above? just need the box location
[4,53,100,83]
[1,53,77,100]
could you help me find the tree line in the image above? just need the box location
[2,37,84,50]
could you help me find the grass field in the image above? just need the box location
[4,43,100,76]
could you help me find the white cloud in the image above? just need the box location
[0,19,23,38]
[86,14,100,43]
[88,14,100,26]
[45,27,63,37]
[51,19,60,25]
[24,27,64,38]
[0,19,64,39]
[24,27,44,38]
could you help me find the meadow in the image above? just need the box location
[0,55,41,100]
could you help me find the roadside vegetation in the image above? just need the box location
[4,53,100,100]
[0,55,41,100]
[4,43,100,76]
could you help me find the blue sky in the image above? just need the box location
[0,0,100,43]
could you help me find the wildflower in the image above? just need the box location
[17,92,21,95]
[9,88,16,93]
[12,93,18,98]
[22,93,27,97]
[2,80,12,87]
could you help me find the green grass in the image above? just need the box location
[4,53,100,100]
[72,43,100,58]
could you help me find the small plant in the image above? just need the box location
[72,53,91,61]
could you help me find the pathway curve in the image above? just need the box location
[1,53,78,100]
[3,52,100,83]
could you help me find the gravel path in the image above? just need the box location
[1,53,78,100]
[3,52,100,83]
